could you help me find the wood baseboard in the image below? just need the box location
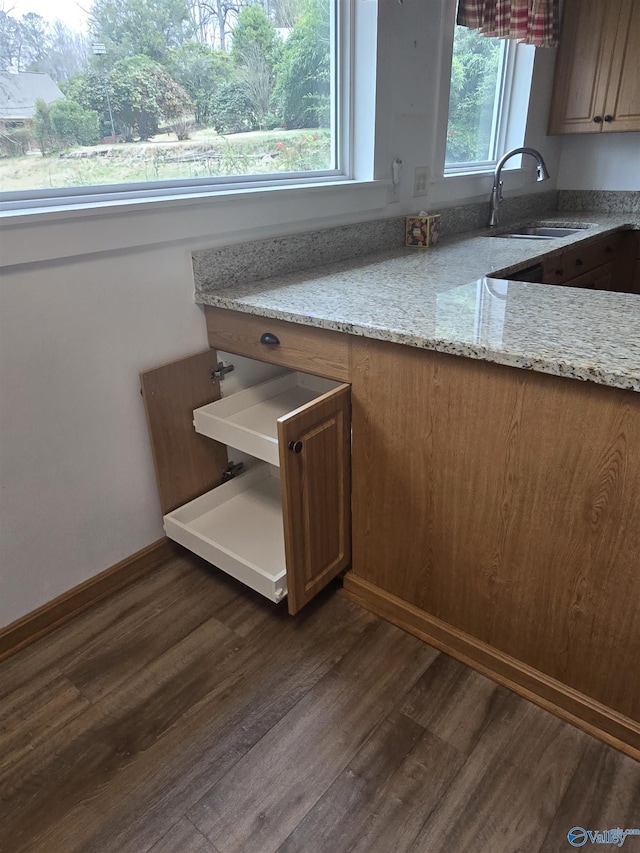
[0,537,179,663]
[342,573,640,762]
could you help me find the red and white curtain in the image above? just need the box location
[456,0,559,47]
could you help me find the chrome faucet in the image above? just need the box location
[489,147,550,227]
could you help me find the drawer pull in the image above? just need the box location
[288,440,303,454]
[260,332,280,346]
[575,258,584,266]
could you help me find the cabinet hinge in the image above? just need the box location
[211,361,234,382]
[221,461,244,483]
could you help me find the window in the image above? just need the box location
[445,24,511,172]
[0,0,344,203]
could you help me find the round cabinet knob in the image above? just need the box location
[555,269,564,277]
[260,332,280,345]
[593,115,603,123]
[288,440,303,454]
[604,115,613,123]
[575,258,584,267]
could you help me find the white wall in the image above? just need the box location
[556,134,640,191]
[0,0,629,628]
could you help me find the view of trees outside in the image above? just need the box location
[446,24,503,166]
[0,0,333,191]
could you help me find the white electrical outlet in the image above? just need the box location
[413,167,428,196]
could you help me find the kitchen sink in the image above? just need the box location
[489,225,589,240]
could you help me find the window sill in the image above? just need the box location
[0,179,389,268]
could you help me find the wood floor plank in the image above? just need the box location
[347,730,466,853]
[0,557,210,701]
[401,653,510,755]
[0,670,90,773]
[276,710,427,853]
[538,739,640,852]
[147,818,220,853]
[407,692,590,853]
[2,580,376,853]
[0,613,236,853]
[60,560,241,703]
[188,621,437,853]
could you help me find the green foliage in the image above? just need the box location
[32,98,57,154]
[50,99,101,146]
[209,81,254,134]
[0,125,33,157]
[231,6,281,68]
[108,55,193,140]
[169,42,231,126]
[446,26,501,164]
[275,0,330,129]
[89,0,193,63]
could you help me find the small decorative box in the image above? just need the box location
[405,213,441,248]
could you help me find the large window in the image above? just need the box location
[0,0,341,200]
[445,24,511,172]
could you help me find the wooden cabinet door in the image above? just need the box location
[140,350,228,514]
[278,384,351,615]
[548,0,618,134]
[603,0,640,132]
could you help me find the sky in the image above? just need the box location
[3,0,89,31]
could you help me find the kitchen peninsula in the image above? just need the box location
[187,206,640,760]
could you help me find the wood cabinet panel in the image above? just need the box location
[549,0,640,134]
[140,350,228,514]
[279,385,351,614]
[351,337,640,722]
[205,306,351,381]
[604,0,640,132]
[542,233,621,285]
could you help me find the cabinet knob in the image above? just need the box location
[604,115,613,123]
[575,258,584,266]
[593,115,602,123]
[288,440,303,454]
[260,332,280,346]
[555,269,564,277]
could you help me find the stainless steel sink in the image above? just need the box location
[490,225,588,240]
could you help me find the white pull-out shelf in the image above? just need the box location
[163,463,287,603]
[193,371,339,466]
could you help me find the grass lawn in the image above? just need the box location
[0,127,332,193]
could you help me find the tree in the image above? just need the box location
[169,41,230,125]
[32,98,56,154]
[231,5,281,67]
[89,0,194,63]
[50,99,100,146]
[275,0,330,129]
[108,54,193,139]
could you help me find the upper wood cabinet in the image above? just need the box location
[548,0,640,134]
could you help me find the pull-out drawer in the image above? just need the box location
[164,463,287,603]
[193,372,340,466]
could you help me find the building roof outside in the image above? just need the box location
[0,72,65,120]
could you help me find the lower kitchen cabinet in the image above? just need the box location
[141,346,351,615]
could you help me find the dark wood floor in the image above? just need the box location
[1,553,639,853]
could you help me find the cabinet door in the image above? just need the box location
[603,0,640,132]
[140,350,228,514]
[548,0,619,134]
[278,384,351,615]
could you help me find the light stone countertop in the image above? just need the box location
[195,213,640,392]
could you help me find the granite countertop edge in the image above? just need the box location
[194,212,640,393]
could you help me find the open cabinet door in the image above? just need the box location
[140,350,228,515]
[278,384,351,615]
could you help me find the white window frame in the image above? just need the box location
[0,0,357,215]
[431,2,536,186]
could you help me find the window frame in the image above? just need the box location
[432,4,536,184]
[0,0,354,214]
